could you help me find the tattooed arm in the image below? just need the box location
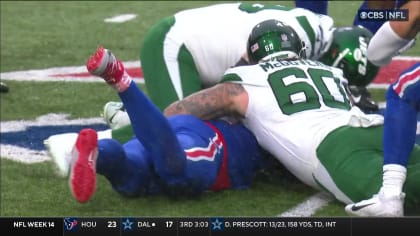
[164,82,249,120]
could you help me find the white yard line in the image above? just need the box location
[0,61,142,82]
[367,83,389,89]
[393,55,420,61]
[0,113,106,163]
[278,192,334,217]
[1,56,418,83]
[104,14,137,23]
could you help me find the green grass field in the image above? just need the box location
[0,1,419,218]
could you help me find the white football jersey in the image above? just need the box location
[222,59,383,188]
[168,2,334,87]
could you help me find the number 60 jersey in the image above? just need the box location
[221,59,384,189]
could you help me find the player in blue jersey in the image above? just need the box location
[346,66,420,216]
[345,0,419,216]
[68,46,264,203]
[295,0,329,15]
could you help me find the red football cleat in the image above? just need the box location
[69,128,98,203]
[86,46,131,92]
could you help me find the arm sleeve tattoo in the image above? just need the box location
[163,82,246,120]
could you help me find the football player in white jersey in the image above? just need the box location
[164,19,420,216]
[102,2,335,142]
[44,3,379,181]
[103,2,381,142]
[141,2,333,110]
[45,2,335,177]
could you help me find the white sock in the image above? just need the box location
[381,164,407,196]
[97,129,112,140]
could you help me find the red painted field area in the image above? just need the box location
[1,57,419,86]
[51,57,419,87]
[371,57,419,87]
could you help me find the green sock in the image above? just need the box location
[111,125,134,143]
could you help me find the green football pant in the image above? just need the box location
[140,15,202,111]
[316,125,420,209]
[112,16,203,143]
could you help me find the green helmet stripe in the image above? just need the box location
[295,16,315,58]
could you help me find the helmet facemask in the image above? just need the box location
[320,26,380,87]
